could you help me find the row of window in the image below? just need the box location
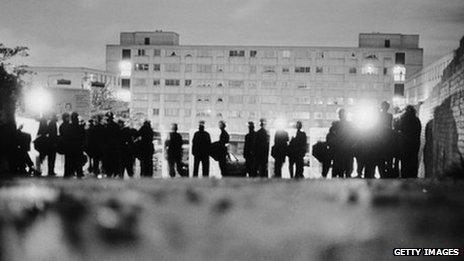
[133,93,357,106]
[145,108,342,120]
[122,49,406,64]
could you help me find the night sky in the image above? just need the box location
[1,0,463,69]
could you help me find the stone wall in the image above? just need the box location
[420,36,464,178]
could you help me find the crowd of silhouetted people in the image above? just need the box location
[10,100,422,179]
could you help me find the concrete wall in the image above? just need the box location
[420,37,464,178]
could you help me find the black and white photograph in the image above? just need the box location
[1,0,464,260]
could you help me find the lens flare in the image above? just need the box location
[25,88,52,115]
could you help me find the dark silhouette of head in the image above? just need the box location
[381,101,390,112]
[71,112,79,124]
[296,121,302,130]
[219,120,226,130]
[404,105,416,117]
[198,120,205,131]
[337,108,346,121]
[61,112,70,123]
[171,123,178,132]
[106,112,114,122]
[248,121,254,132]
[260,118,267,129]
[117,119,125,128]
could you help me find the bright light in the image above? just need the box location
[119,61,132,77]
[115,89,131,102]
[392,96,406,108]
[25,88,52,115]
[352,101,378,129]
[274,117,287,130]
[393,65,406,82]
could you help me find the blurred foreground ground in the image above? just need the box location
[1,178,463,261]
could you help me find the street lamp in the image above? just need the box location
[25,87,52,115]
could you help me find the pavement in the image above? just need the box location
[0,178,463,261]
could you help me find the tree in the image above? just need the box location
[0,43,29,174]
[91,86,129,118]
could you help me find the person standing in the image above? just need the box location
[272,126,289,178]
[34,116,49,175]
[120,120,137,178]
[328,109,354,178]
[244,121,257,177]
[255,118,270,178]
[192,121,211,177]
[377,101,394,178]
[137,120,154,177]
[217,121,230,177]
[288,121,308,179]
[102,112,122,178]
[165,123,186,177]
[46,114,58,177]
[14,125,35,176]
[63,112,85,178]
[397,105,421,178]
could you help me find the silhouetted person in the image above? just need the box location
[63,112,85,178]
[34,116,49,175]
[192,121,211,177]
[165,123,186,177]
[288,121,307,179]
[47,114,58,176]
[255,118,270,178]
[120,120,137,178]
[272,126,289,178]
[328,109,354,178]
[102,112,122,178]
[217,121,230,176]
[14,125,35,176]
[397,105,421,178]
[244,121,257,177]
[377,101,394,178]
[86,118,100,174]
[312,137,332,178]
[137,120,154,177]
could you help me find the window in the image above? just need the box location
[229,80,244,88]
[152,108,159,116]
[185,79,192,86]
[164,108,179,116]
[393,66,406,81]
[165,64,180,72]
[168,51,178,57]
[196,95,210,102]
[282,67,290,73]
[314,112,323,120]
[153,49,161,56]
[295,67,310,73]
[395,52,405,65]
[282,50,291,58]
[394,84,405,96]
[365,53,377,59]
[263,66,275,73]
[144,37,150,45]
[134,78,147,86]
[165,79,180,86]
[217,97,223,103]
[195,110,211,117]
[153,79,160,86]
[250,50,257,57]
[122,49,131,59]
[229,50,245,57]
[349,67,357,74]
[121,79,130,88]
[296,82,308,89]
[316,66,323,73]
[137,49,146,56]
[165,94,180,102]
[185,64,193,73]
[361,64,378,75]
[57,79,71,85]
[152,94,160,102]
[134,63,149,71]
[383,67,388,75]
[229,95,244,104]
[196,64,212,73]
[153,64,161,71]
[385,39,390,48]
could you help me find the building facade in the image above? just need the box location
[107,31,422,135]
[22,67,121,118]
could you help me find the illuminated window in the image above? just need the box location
[393,66,406,81]
[134,63,149,71]
[119,61,132,77]
[361,64,378,75]
[282,50,291,58]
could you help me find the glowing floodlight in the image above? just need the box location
[25,88,52,115]
[353,101,378,129]
[119,61,132,77]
